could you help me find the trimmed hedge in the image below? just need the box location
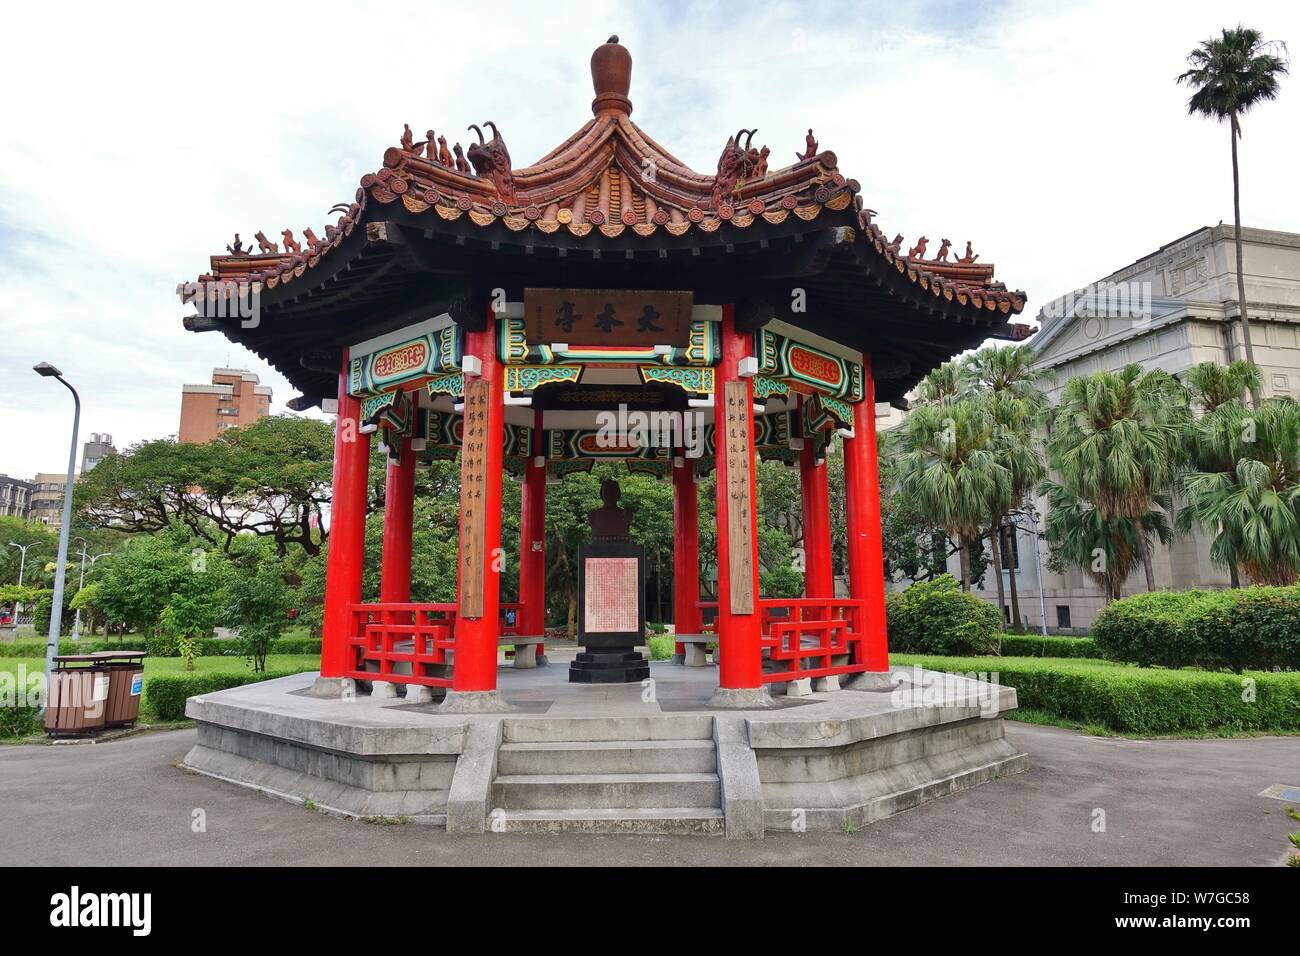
[886,574,1003,656]
[1093,587,1300,671]
[144,669,313,721]
[891,653,1300,734]
[0,637,322,659]
[999,634,1100,658]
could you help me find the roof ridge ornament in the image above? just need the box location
[591,35,633,116]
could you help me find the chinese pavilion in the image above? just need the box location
[182,37,1027,712]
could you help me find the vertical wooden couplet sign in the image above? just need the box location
[458,376,490,618]
[723,380,755,614]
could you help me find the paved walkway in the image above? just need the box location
[2,723,1295,866]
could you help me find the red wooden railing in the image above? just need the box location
[695,597,869,682]
[346,603,458,687]
[758,598,867,683]
[344,601,529,686]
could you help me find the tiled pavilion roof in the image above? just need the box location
[183,37,1029,404]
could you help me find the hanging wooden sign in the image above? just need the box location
[723,380,755,615]
[524,288,693,348]
[458,377,490,618]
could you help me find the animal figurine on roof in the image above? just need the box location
[437,135,453,167]
[936,238,952,262]
[226,233,250,256]
[281,229,301,254]
[466,121,516,204]
[907,236,928,259]
[452,142,469,174]
[712,129,760,208]
[957,241,980,264]
[253,230,278,254]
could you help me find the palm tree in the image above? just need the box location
[897,400,1010,593]
[1046,365,1189,595]
[1181,397,1300,586]
[965,346,1048,627]
[1178,26,1289,404]
[1184,360,1264,414]
[1040,480,1172,602]
[1179,361,1262,586]
[914,360,971,407]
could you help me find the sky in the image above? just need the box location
[1,0,1297,480]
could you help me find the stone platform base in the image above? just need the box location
[182,662,1027,838]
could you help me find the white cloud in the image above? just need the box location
[1,0,1297,478]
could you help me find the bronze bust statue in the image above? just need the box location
[588,479,632,539]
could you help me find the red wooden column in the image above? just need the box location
[842,354,889,671]
[798,399,834,601]
[451,313,506,698]
[518,409,547,650]
[712,306,764,698]
[379,432,416,603]
[321,350,371,679]
[672,439,701,657]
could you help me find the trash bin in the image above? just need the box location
[45,654,109,737]
[93,651,148,728]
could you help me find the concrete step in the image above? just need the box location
[491,807,725,835]
[497,738,717,775]
[493,772,721,810]
[501,715,714,744]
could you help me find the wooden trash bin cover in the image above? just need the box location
[44,654,108,737]
[91,651,148,728]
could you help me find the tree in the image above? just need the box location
[1179,360,1263,585]
[964,345,1048,628]
[1184,360,1263,414]
[76,415,335,556]
[1181,397,1300,586]
[914,360,971,407]
[1045,364,1188,596]
[896,400,1010,593]
[0,517,58,588]
[1041,480,1171,602]
[1179,25,1289,404]
[224,543,293,672]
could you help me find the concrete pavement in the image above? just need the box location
[1,724,1296,866]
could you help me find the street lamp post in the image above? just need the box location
[7,541,32,622]
[34,362,80,691]
[8,542,31,587]
[71,545,109,639]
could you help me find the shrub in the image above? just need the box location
[1198,587,1300,672]
[886,574,1002,656]
[0,705,42,739]
[1093,586,1300,671]
[891,653,1300,734]
[646,633,675,660]
[999,635,1100,658]
[144,669,311,721]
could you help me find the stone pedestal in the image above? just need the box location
[568,649,650,684]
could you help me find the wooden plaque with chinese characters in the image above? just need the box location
[524,289,692,347]
[723,380,755,615]
[458,377,489,618]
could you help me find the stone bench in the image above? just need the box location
[672,634,716,667]
[501,635,547,669]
